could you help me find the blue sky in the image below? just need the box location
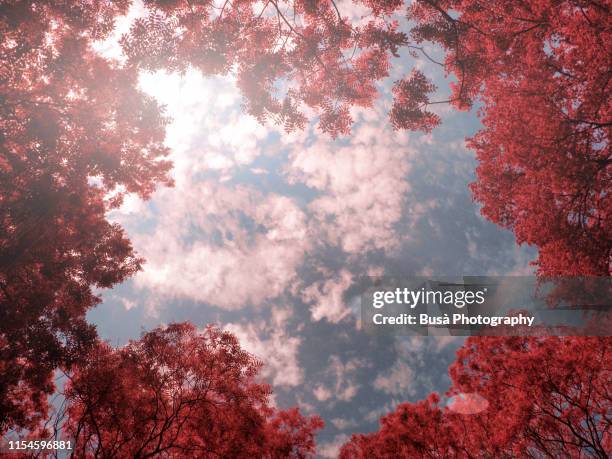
[89,15,537,456]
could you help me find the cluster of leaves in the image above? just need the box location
[30,323,321,458]
[119,0,443,136]
[410,0,611,274]
[1,0,610,454]
[340,336,611,458]
[120,0,611,273]
[0,0,450,436]
[0,0,173,433]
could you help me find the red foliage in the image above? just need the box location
[340,336,611,458]
[390,70,440,132]
[0,1,172,432]
[409,0,611,274]
[61,323,323,458]
[120,0,442,136]
[2,0,609,442]
[122,0,611,272]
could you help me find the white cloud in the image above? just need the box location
[313,385,332,401]
[119,181,310,309]
[302,270,353,323]
[138,69,268,183]
[330,417,358,430]
[225,309,303,388]
[318,434,350,459]
[373,359,415,396]
[317,356,368,404]
[286,122,412,254]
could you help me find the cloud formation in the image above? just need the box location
[225,308,303,388]
[302,270,353,323]
[114,181,309,309]
[373,359,415,396]
[95,38,537,454]
[286,125,412,254]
